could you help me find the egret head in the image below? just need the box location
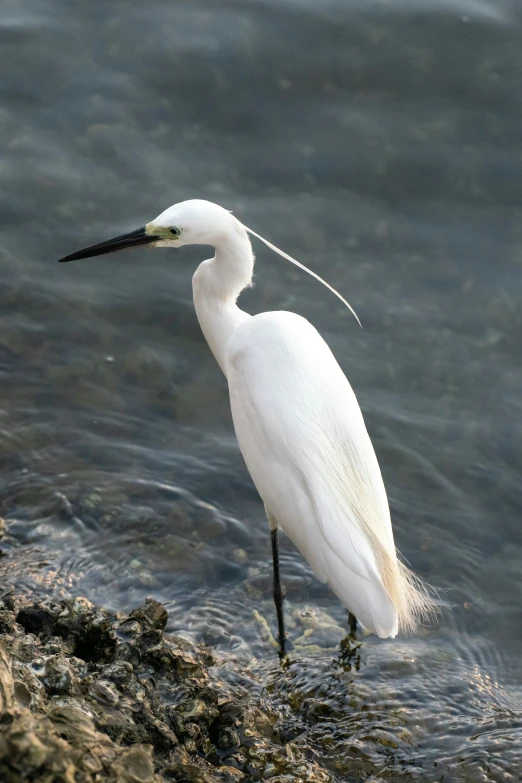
[58,198,361,326]
[58,199,236,263]
[148,199,239,248]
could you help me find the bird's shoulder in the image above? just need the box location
[226,309,361,431]
[227,310,330,371]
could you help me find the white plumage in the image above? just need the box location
[59,198,437,642]
[227,310,435,637]
[228,311,399,636]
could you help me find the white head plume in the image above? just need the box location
[240,223,362,328]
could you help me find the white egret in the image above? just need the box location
[59,199,437,654]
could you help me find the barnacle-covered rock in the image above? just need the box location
[16,604,56,638]
[127,597,168,631]
[0,591,409,782]
[55,596,116,661]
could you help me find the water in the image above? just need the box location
[1,0,522,779]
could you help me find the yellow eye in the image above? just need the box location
[169,227,181,237]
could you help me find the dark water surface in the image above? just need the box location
[1,0,522,779]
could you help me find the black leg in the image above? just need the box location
[348,611,357,639]
[271,527,286,656]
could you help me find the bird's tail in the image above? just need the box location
[377,548,440,635]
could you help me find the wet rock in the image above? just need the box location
[48,703,99,743]
[55,596,116,661]
[112,744,156,782]
[148,716,179,749]
[178,695,218,724]
[42,654,82,695]
[102,660,134,685]
[214,725,239,750]
[13,679,31,708]
[89,677,120,706]
[16,604,56,637]
[0,590,401,782]
[0,587,16,633]
[0,643,14,713]
[0,611,16,634]
[128,598,169,631]
[231,548,248,565]
[0,586,15,611]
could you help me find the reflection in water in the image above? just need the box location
[1,0,522,779]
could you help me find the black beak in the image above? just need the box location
[58,226,159,263]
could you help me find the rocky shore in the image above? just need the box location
[0,586,363,783]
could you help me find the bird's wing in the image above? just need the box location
[226,310,400,635]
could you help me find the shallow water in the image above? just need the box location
[1,0,522,779]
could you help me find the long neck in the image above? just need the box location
[192,224,254,377]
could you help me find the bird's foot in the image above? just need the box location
[339,635,362,671]
[277,633,295,665]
